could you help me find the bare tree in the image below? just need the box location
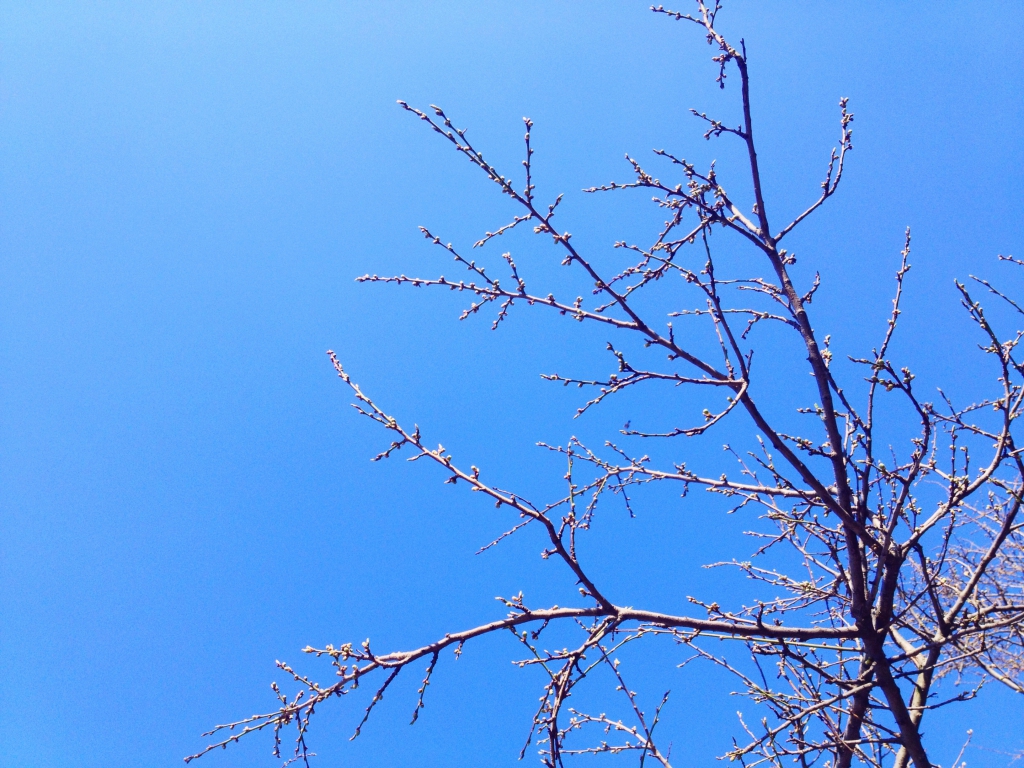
[188,3,1024,767]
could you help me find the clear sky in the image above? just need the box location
[2,2,1023,767]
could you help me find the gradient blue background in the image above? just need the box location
[2,2,1023,767]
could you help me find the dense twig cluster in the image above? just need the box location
[189,3,1023,766]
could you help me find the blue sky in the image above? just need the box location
[2,2,1023,767]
